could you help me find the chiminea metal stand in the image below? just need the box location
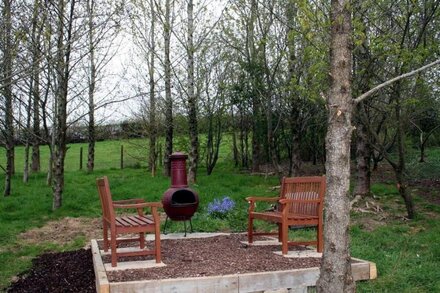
[163,216,193,237]
[162,152,199,236]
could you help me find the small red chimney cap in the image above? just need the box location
[170,152,188,159]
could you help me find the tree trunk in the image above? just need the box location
[264,73,282,178]
[31,0,42,173]
[163,0,173,177]
[419,133,425,162]
[206,103,222,175]
[316,0,355,292]
[231,106,239,167]
[41,11,53,185]
[286,2,301,177]
[148,0,157,177]
[25,0,42,182]
[52,0,75,209]
[3,0,14,196]
[239,108,249,168]
[187,0,198,184]
[394,88,415,218]
[249,0,261,173]
[290,133,301,177]
[24,83,33,183]
[352,4,373,198]
[354,111,371,197]
[23,143,30,183]
[47,128,55,186]
[87,0,96,173]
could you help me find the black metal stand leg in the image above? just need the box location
[184,220,187,237]
[189,219,193,232]
[163,216,169,235]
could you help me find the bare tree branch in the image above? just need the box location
[354,59,440,104]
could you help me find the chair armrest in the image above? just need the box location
[113,198,145,204]
[246,196,279,203]
[279,198,321,205]
[247,196,279,214]
[113,202,163,209]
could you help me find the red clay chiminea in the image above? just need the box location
[162,152,199,235]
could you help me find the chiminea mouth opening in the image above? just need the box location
[171,189,197,206]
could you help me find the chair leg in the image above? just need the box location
[278,223,282,242]
[139,232,145,249]
[248,216,254,244]
[111,233,117,267]
[103,220,109,252]
[155,224,161,263]
[317,224,323,252]
[281,222,289,255]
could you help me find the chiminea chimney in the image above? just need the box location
[161,152,199,235]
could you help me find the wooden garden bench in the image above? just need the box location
[96,176,162,267]
[247,176,326,254]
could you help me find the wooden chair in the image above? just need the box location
[96,176,162,267]
[247,176,326,254]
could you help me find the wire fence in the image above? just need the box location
[1,142,152,173]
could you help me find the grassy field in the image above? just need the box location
[0,141,439,292]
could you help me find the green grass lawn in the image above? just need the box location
[0,142,439,291]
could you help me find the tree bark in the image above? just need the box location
[148,0,157,177]
[31,0,42,173]
[231,106,239,167]
[285,2,302,177]
[2,0,14,196]
[87,0,96,173]
[52,0,75,210]
[24,81,33,183]
[187,0,198,184]
[354,106,371,197]
[249,0,261,173]
[316,0,355,292]
[25,0,43,182]
[290,132,301,177]
[206,113,221,175]
[163,0,173,177]
[239,107,249,168]
[394,86,415,218]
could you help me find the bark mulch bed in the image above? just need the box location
[6,249,95,293]
[6,234,321,292]
[104,234,321,282]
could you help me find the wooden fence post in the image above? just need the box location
[79,147,83,170]
[120,145,124,169]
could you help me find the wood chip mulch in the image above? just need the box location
[6,249,95,293]
[6,234,321,292]
[105,234,321,282]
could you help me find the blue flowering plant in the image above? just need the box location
[207,196,236,219]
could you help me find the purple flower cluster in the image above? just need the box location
[207,196,235,218]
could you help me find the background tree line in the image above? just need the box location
[1,0,440,213]
[1,0,439,224]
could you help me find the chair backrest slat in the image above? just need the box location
[280,176,325,216]
[96,176,115,222]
